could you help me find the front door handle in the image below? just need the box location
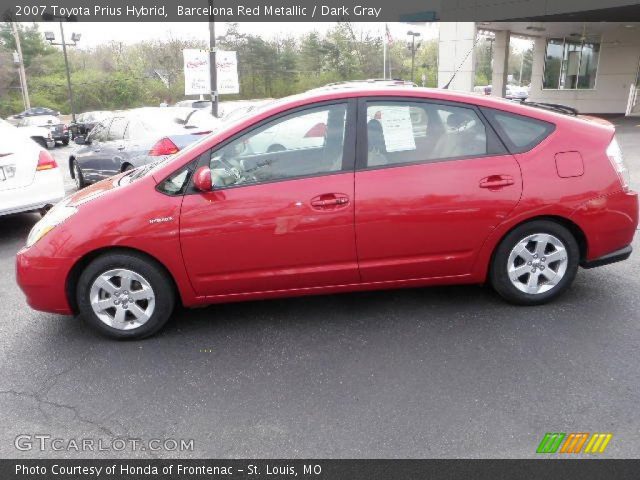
[479,175,515,189]
[310,193,350,210]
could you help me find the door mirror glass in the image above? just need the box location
[193,166,213,192]
[74,135,86,145]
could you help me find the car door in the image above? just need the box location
[354,98,523,282]
[179,101,359,297]
[78,120,111,182]
[99,116,129,177]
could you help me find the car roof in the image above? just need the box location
[255,86,600,126]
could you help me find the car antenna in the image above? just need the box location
[442,35,482,90]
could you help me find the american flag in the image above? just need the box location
[385,24,393,45]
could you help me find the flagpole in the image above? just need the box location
[383,24,387,79]
[382,35,387,80]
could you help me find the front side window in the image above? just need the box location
[543,38,600,89]
[107,117,128,141]
[208,103,347,188]
[365,102,488,168]
[89,121,110,143]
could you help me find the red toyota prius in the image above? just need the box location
[16,87,638,338]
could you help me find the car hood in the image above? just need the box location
[67,172,129,207]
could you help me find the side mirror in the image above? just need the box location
[193,166,212,192]
[74,136,86,145]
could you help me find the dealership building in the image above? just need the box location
[436,1,640,115]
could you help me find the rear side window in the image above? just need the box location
[364,101,501,169]
[482,108,554,153]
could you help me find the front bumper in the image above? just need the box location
[16,246,74,315]
[581,245,632,269]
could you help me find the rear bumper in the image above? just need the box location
[0,169,65,217]
[581,245,632,269]
[570,189,638,262]
[16,246,74,315]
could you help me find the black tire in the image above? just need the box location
[72,159,86,189]
[122,163,134,172]
[76,252,175,339]
[490,220,579,305]
[62,138,69,146]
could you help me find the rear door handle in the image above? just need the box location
[479,175,515,189]
[310,193,350,210]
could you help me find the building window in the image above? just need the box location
[543,38,600,89]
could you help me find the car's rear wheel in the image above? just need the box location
[62,138,69,146]
[72,159,86,189]
[490,220,579,305]
[76,252,175,339]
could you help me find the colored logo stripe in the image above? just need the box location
[560,433,589,453]
[537,433,565,453]
[584,433,613,453]
[536,433,613,454]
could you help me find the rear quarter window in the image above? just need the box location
[481,108,555,153]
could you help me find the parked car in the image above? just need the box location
[17,115,70,145]
[6,107,60,125]
[473,85,492,95]
[174,99,212,109]
[17,86,637,339]
[3,117,55,149]
[68,111,112,139]
[0,120,65,217]
[506,85,529,100]
[69,107,216,189]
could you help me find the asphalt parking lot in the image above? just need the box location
[1,118,639,459]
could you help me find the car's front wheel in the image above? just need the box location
[490,220,579,305]
[76,252,175,339]
[72,159,86,189]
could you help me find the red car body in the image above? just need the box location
[16,87,638,317]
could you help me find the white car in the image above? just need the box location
[0,120,65,217]
[8,117,55,149]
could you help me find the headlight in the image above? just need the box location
[26,204,77,248]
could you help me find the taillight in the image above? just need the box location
[304,122,327,138]
[606,137,631,191]
[36,150,57,171]
[148,137,179,156]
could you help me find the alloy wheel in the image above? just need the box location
[89,269,156,330]
[507,233,569,294]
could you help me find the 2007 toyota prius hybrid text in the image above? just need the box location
[16,87,639,338]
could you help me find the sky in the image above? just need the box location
[30,21,440,48]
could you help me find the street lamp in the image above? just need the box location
[44,23,81,123]
[407,31,421,82]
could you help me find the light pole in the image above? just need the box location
[208,0,218,118]
[44,24,81,123]
[11,22,30,110]
[407,31,421,83]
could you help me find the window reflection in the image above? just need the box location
[543,38,600,90]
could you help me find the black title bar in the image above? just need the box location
[2,459,640,480]
[3,0,640,22]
